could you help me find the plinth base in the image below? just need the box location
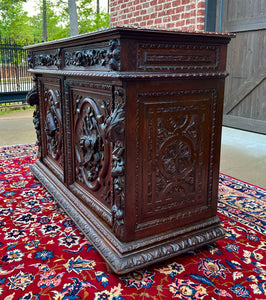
[30,160,225,274]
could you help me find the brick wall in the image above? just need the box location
[110,0,206,31]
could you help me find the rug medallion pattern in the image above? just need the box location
[0,144,265,299]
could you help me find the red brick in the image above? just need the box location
[197,8,205,16]
[182,12,191,19]
[155,18,162,24]
[181,0,190,4]
[175,20,185,27]
[172,14,180,21]
[197,16,205,23]
[143,14,150,20]
[172,0,181,6]
[197,1,205,8]
[163,16,171,23]
[175,6,185,13]
[163,2,171,9]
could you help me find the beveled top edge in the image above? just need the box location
[24,26,235,50]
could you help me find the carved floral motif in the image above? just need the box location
[65,39,120,71]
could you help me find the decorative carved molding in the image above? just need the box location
[28,68,229,79]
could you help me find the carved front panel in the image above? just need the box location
[68,82,126,235]
[136,89,217,232]
[74,95,111,197]
[41,79,64,173]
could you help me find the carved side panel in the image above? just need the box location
[136,89,217,232]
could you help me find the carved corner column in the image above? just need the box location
[27,76,41,158]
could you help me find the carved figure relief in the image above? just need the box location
[44,89,63,165]
[74,97,109,191]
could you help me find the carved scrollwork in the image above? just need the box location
[44,89,63,164]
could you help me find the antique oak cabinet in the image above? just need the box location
[26,27,233,274]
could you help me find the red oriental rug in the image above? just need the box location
[0,144,266,300]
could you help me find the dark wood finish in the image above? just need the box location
[218,0,266,134]
[26,27,233,274]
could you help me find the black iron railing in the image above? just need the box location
[0,37,33,105]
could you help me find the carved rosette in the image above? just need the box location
[44,89,63,165]
[156,114,197,203]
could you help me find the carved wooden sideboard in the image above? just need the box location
[26,27,233,274]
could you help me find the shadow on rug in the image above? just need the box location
[0,144,265,299]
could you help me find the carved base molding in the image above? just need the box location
[31,160,225,274]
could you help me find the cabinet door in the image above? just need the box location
[64,80,124,228]
[39,76,64,182]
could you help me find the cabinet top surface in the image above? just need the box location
[25,26,234,51]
